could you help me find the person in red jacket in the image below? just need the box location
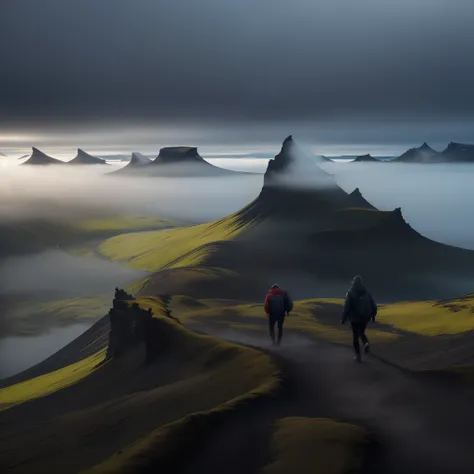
[264,284,293,345]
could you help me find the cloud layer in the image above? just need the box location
[1,0,474,131]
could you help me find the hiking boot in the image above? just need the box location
[364,342,370,354]
[353,354,362,363]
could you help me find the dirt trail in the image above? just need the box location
[186,326,474,474]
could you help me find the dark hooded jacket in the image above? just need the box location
[342,281,377,323]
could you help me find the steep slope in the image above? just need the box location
[0,308,278,474]
[346,188,376,209]
[396,142,440,163]
[68,149,107,165]
[22,147,65,165]
[101,136,474,302]
[440,142,474,163]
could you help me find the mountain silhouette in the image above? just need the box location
[352,154,379,162]
[440,142,474,163]
[68,149,107,165]
[136,136,474,302]
[396,143,440,163]
[22,148,65,165]
[153,146,204,165]
[114,146,253,177]
[117,152,152,173]
[347,188,376,209]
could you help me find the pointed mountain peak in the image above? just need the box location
[69,148,106,164]
[262,136,339,194]
[419,142,433,151]
[348,187,376,209]
[383,207,415,232]
[23,147,63,165]
[130,152,152,166]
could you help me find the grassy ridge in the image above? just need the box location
[263,417,368,474]
[99,210,255,271]
[0,349,106,411]
[378,296,474,336]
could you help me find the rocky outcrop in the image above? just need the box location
[68,149,107,165]
[106,288,179,364]
[22,147,65,165]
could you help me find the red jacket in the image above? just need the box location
[264,287,287,314]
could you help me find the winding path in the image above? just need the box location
[185,326,474,474]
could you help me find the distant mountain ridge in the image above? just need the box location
[353,154,379,162]
[441,142,474,162]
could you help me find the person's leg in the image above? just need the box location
[269,315,276,343]
[351,322,362,361]
[277,315,284,344]
[360,322,370,353]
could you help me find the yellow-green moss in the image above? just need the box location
[263,417,368,474]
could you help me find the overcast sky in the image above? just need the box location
[1,0,474,152]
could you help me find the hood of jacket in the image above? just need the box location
[267,287,286,297]
[348,281,366,297]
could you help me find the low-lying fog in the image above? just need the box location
[1,152,474,378]
[0,161,265,224]
[0,323,92,379]
[319,161,474,251]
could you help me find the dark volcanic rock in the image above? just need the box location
[68,149,107,165]
[22,147,65,165]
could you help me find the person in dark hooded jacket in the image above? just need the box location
[341,276,377,362]
[264,284,293,345]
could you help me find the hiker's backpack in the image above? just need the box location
[355,292,373,320]
[269,293,286,316]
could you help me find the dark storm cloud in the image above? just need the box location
[1,0,474,128]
